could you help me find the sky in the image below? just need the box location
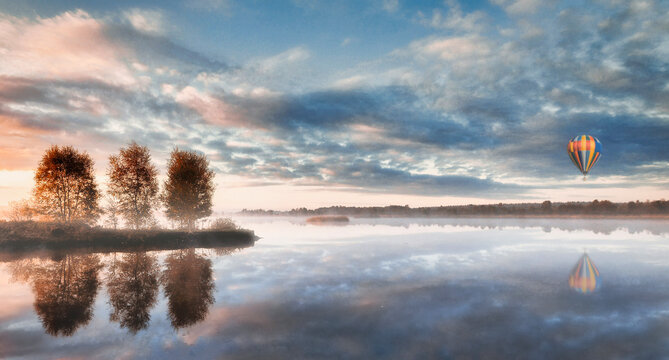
[0,0,668,212]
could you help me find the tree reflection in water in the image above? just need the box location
[11,255,102,336]
[161,249,215,329]
[107,252,160,333]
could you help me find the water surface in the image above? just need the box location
[2,218,669,359]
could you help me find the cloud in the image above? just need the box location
[174,85,523,196]
[506,0,541,15]
[186,0,232,13]
[340,37,353,47]
[0,7,236,175]
[0,1,667,202]
[376,0,669,187]
[415,0,487,33]
[256,46,311,72]
[174,86,245,127]
[409,35,491,61]
[0,7,529,198]
[0,10,135,86]
[382,0,399,13]
[322,159,521,196]
[0,74,206,171]
[493,0,542,15]
[332,75,368,89]
[123,8,166,35]
[0,9,228,86]
[102,25,230,72]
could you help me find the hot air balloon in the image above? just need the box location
[567,135,602,180]
[568,253,600,294]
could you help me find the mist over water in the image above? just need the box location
[2,218,669,359]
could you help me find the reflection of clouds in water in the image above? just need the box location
[163,275,669,359]
[203,240,669,356]
[3,221,669,358]
[215,225,669,309]
[0,267,33,322]
[254,224,664,297]
[198,223,669,357]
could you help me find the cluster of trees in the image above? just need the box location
[240,200,669,217]
[15,142,215,230]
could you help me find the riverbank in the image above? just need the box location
[0,221,257,255]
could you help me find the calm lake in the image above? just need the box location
[2,218,669,359]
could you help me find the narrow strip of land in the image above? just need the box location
[0,221,256,258]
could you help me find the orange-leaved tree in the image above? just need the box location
[162,149,215,231]
[33,145,100,223]
[107,142,159,229]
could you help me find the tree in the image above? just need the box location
[209,217,238,230]
[107,142,159,229]
[541,200,552,214]
[162,149,215,230]
[102,194,122,229]
[7,199,35,221]
[33,145,100,223]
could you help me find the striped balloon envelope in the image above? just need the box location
[567,135,602,179]
[568,253,600,294]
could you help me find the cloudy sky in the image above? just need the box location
[0,0,667,211]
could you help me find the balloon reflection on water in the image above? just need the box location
[568,253,600,294]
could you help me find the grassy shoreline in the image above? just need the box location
[0,221,257,255]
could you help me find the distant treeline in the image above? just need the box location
[239,200,669,217]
